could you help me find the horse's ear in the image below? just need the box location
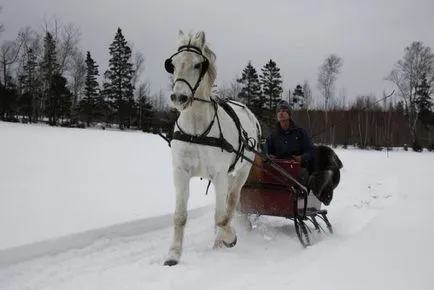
[177,30,186,43]
[196,31,206,47]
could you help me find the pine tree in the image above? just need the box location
[41,32,58,86]
[291,84,305,110]
[20,48,39,122]
[137,83,153,131]
[80,51,100,126]
[104,27,135,129]
[416,74,433,130]
[236,61,263,108]
[52,74,72,122]
[41,31,61,125]
[260,59,283,110]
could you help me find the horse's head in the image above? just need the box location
[164,30,216,110]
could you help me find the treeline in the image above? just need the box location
[148,97,434,151]
[217,42,434,151]
[1,11,433,151]
[0,15,164,131]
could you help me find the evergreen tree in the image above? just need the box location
[236,61,263,108]
[52,74,72,122]
[0,78,18,120]
[41,32,58,85]
[260,59,283,110]
[20,48,39,122]
[80,51,100,126]
[104,27,135,129]
[137,84,153,131]
[41,31,61,124]
[416,74,433,129]
[291,84,305,110]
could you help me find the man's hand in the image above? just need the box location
[292,155,302,163]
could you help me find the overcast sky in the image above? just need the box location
[1,0,434,104]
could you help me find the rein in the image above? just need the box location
[161,43,308,199]
[157,97,309,200]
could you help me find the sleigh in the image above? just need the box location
[239,154,334,247]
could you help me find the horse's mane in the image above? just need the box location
[203,45,217,87]
[179,32,217,90]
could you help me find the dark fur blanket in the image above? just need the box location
[307,145,343,205]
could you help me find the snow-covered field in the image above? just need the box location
[1,121,433,290]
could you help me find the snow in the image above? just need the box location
[1,121,433,289]
[0,122,213,252]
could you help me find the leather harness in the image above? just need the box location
[170,97,253,173]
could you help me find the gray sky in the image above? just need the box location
[1,0,434,105]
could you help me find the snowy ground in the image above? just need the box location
[1,121,433,290]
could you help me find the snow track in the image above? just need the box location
[1,123,433,289]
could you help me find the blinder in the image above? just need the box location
[164,45,209,77]
[198,59,209,77]
[165,58,175,74]
[164,44,210,104]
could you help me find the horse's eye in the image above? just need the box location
[194,63,202,70]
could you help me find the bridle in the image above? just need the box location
[164,42,210,105]
[163,42,250,175]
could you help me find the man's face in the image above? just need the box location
[277,109,290,122]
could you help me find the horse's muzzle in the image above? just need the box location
[170,93,189,105]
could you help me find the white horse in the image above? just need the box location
[163,30,262,266]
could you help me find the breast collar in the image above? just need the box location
[171,97,248,173]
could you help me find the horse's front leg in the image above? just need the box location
[164,167,190,266]
[213,173,237,249]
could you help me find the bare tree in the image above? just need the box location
[350,95,378,148]
[69,50,86,107]
[0,7,4,37]
[40,17,81,75]
[216,83,230,99]
[331,87,347,109]
[217,79,242,100]
[302,80,313,109]
[58,23,81,75]
[40,16,62,43]
[0,39,24,88]
[15,26,43,121]
[386,41,434,145]
[136,80,152,128]
[132,51,145,89]
[152,87,169,112]
[317,54,343,123]
[17,26,42,58]
[138,81,151,100]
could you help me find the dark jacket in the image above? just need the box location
[265,121,314,167]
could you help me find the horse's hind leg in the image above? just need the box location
[232,169,253,232]
[164,168,190,266]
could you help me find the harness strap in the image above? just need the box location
[171,97,249,173]
[164,44,246,173]
[171,131,235,153]
[214,98,246,172]
[175,101,217,139]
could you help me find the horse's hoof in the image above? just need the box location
[164,259,178,266]
[223,235,237,248]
